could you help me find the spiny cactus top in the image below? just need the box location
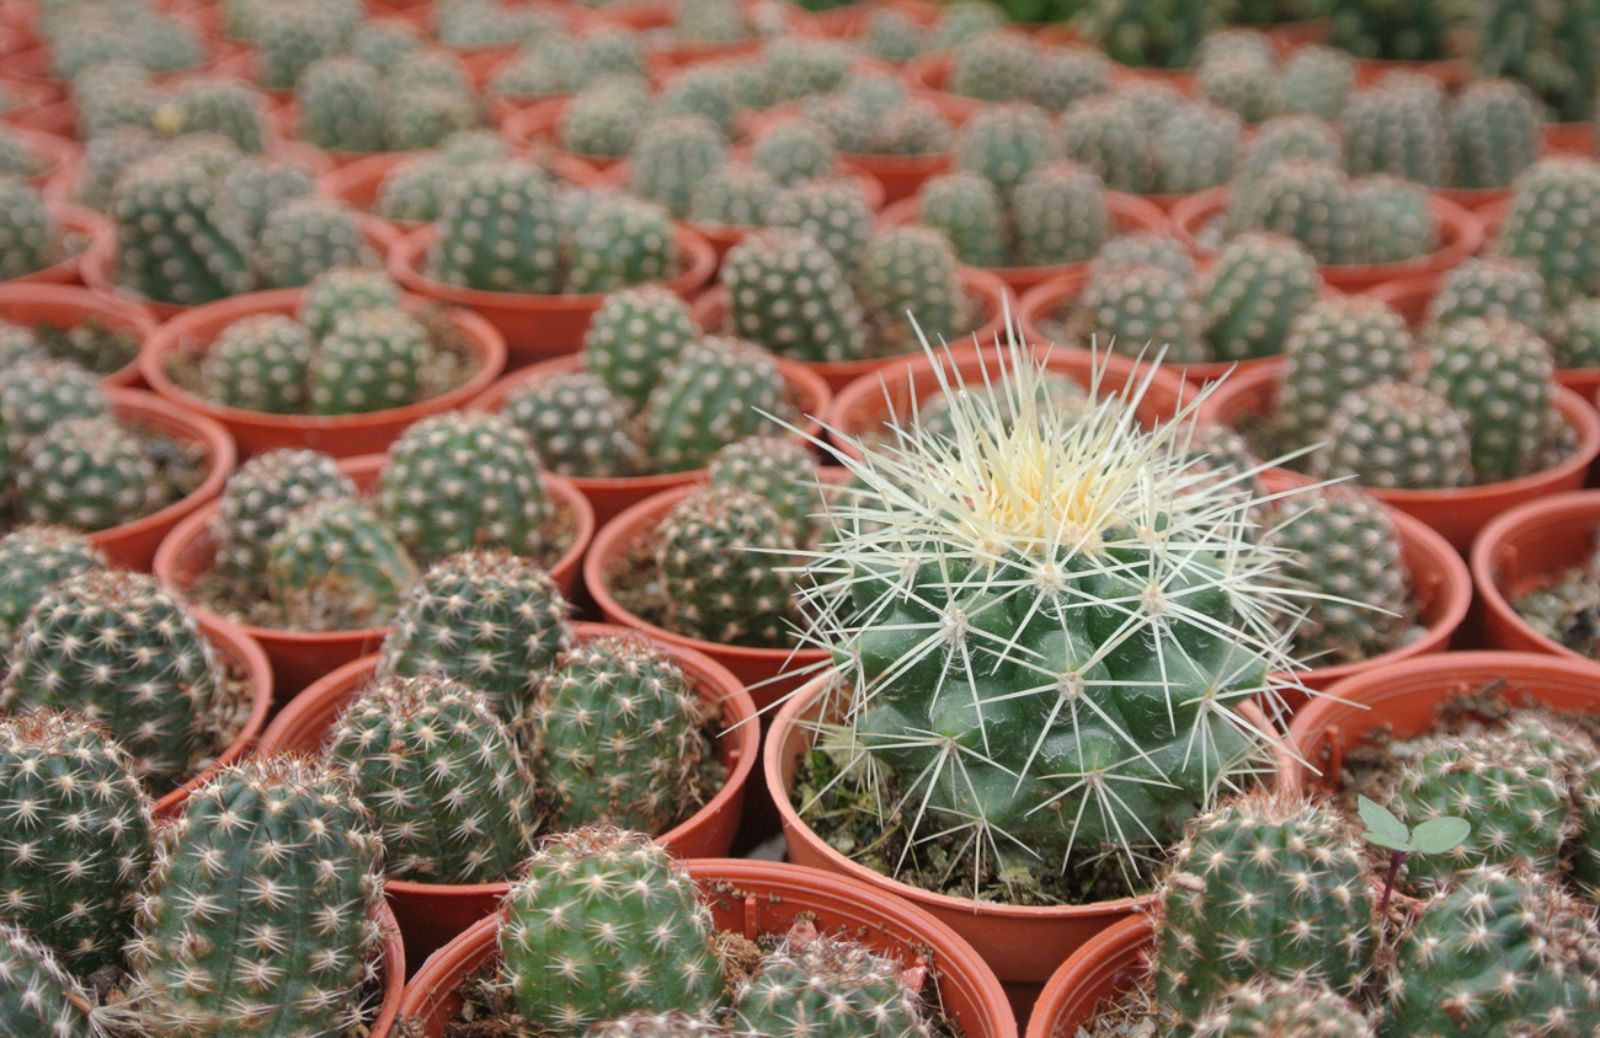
[1276,296,1417,450]
[0,921,100,1038]
[0,177,60,282]
[708,435,822,543]
[1191,977,1374,1038]
[128,757,386,1038]
[585,1012,740,1038]
[799,336,1310,883]
[734,924,933,1038]
[722,229,866,364]
[266,497,418,631]
[1495,157,1600,307]
[954,103,1063,196]
[1199,232,1322,362]
[429,159,563,294]
[502,372,649,479]
[299,267,404,341]
[1426,256,1548,334]
[0,525,106,653]
[500,826,722,1034]
[212,448,358,587]
[109,150,255,306]
[0,711,153,974]
[644,336,789,471]
[1311,382,1475,491]
[1340,74,1450,187]
[581,286,700,409]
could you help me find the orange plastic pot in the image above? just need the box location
[1111,63,1193,92]
[470,352,833,526]
[690,266,1010,392]
[1353,56,1471,89]
[6,125,73,187]
[841,148,953,205]
[1264,17,1331,51]
[1197,360,1600,550]
[11,204,110,287]
[1471,491,1600,666]
[1280,650,1600,796]
[399,858,1016,1038]
[152,456,594,699]
[0,283,155,387]
[501,98,625,171]
[1026,916,1152,1038]
[87,388,234,571]
[1436,185,1512,215]
[370,901,406,1038]
[139,287,506,458]
[258,621,759,967]
[150,612,273,819]
[879,192,1170,295]
[767,675,1275,1010]
[388,226,717,363]
[1543,121,1595,156]
[1170,187,1483,294]
[903,51,984,125]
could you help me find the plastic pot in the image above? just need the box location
[11,203,110,287]
[903,51,985,124]
[1280,650,1600,796]
[258,621,759,968]
[839,148,953,205]
[139,287,507,458]
[6,125,73,187]
[370,901,407,1038]
[690,266,1010,392]
[878,192,1170,295]
[1353,56,1471,89]
[501,98,625,171]
[1170,188,1483,295]
[1195,360,1600,551]
[1026,916,1152,1038]
[470,352,833,526]
[152,455,595,699]
[1543,122,1595,156]
[388,226,718,363]
[0,282,155,387]
[399,857,1017,1038]
[1471,490,1600,666]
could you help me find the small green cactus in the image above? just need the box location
[1495,157,1600,307]
[646,338,789,471]
[430,160,562,294]
[566,195,679,295]
[212,449,358,587]
[955,103,1063,196]
[876,102,955,157]
[199,314,314,414]
[15,416,163,532]
[0,358,108,464]
[581,286,700,409]
[252,1,349,91]
[110,152,254,305]
[706,435,820,541]
[1200,233,1322,361]
[860,226,968,358]
[1355,175,1439,264]
[0,526,106,656]
[299,267,404,341]
[1311,382,1474,490]
[1152,101,1243,195]
[1030,45,1113,112]
[1281,46,1356,121]
[1421,316,1557,483]
[1228,160,1365,265]
[1277,297,1416,449]
[1192,978,1375,1038]
[656,484,800,647]
[267,497,418,630]
[0,178,61,282]
[384,82,477,153]
[948,30,1036,102]
[1426,256,1548,334]
[1326,0,1451,62]
[1078,0,1219,69]
[1011,162,1108,267]
[157,77,270,154]
[72,128,163,212]
[216,156,319,246]
[256,198,373,290]
[628,115,730,218]
[917,172,1009,268]
[722,229,865,363]
[561,79,650,159]
[0,922,100,1037]
[1198,51,1282,125]
[501,372,649,478]
[1070,263,1208,362]
[1090,232,1195,280]
[1233,114,1344,194]
[1059,94,1154,194]
[752,118,838,188]
[1449,78,1543,191]
[1341,75,1451,187]
[296,56,386,153]
[734,924,933,1038]
[765,178,874,274]
[308,307,434,416]
[1549,299,1600,369]
[688,162,781,229]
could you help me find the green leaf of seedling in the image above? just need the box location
[1358,795,1412,851]
[1411,816,1472,855]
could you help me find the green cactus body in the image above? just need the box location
[1152,101,1243,195]
[212,449,357,585]
[765,179,874,275]
[266,497,417,630]
[1233,114,1345,195]
[1341,76,1450,187]
[256,198,372,290]
[500,827,721,1034]
[586,1013,739,1038]
[375,155,455,224]
[561,79,650,159]
[1228,160,1366,265]
[1151,794,1377,1030]
[159,78,269,154]
[734,929,932,1038]
[502,372,649,477]
[377,550,570,720]
[752,118,838,188]
[656,66,740,141]
[707,435,820,540]
[1281,46,1355,121]
[1312,382,1474,490]
[799,95,877,157]
[656,484,798,647]
[1495,158,1600,307]
[1072,264,1208,362]
[1012,162,1108,267]
[628,115,730,218]
[1198,52,1282,125]
[764,39,853,103]
[646,337,788,471]
[1081,0,1217,69]
[378,412,549,563]
[298,268,404,341]
[296,57,385,153]
[1356,175,1440,264]
[1031,45,1113,112]
[327,675,536,882]
[1090,232,1195,280]
[253,2,348,91]
[1058,94,1153,194]
[0,178,59,281]
[0,711,152,973]
[688,162,780,229]
[930,0,1006,50]
[384,83,477,153]
[0,526,105,654]
[111,153,254,305]
[15,416,162,532]
[350,20,423,72]
[1326,0,1449,62]
[1200,233,1321,362]
[0,359,107,461]
[1426,256,1547,333]
[877,101,955,156]
[1421,316,1557,483]
[1272,484,1413,665]
[489,52,569,104]
[72,128,163,212]
[1549,299,1600,369]
[722,229,866,363]
[867,8,927,62]
[0,320,38,371]
[307,307,432,416]
[129,758,385,1037]
[917,172,1009,268]
[430,160,562,294]
[860,226,966,357]
[1277,297,1416,448]
[0,570,230,789]
[1379,866,1600,1037]
[0,922,99,1038]
[566,196,678,295]
[949,30,1036,102]
[216,156,318,247]
[1449,79,1542,191]
[1192,978,1375,1038]
[581,286,700,409]
[199,314,314,414]
[955,103,1063,196]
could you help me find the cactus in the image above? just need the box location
[1090,232,1196,280]
[876,101,955,156]
[734,926,932,1038]
[581,286,700,409]
[299,268,404,341]
[1078,0,1218,68]
[561,79,650,159]
[707,435,820,541]
[110,152,254,305]
[73,61,161,141]
[1198,51,1282,125]
[860,226,968,358]
[377,550,570,720]
[502,372,649,478]
[266,497,417,630]
[764,39,853,103]
[799,95,877,157]
[1277,297,1416,449]
[949,31,1036,102]
[128,757,385,1037]
[688,162,780,229]
[1495,157,1600,307]
[216,155,318,246]
[1449,78,1543,191]
[722,229,866,363]
[378,412,549,563]
[587,1013,739,1038]
[656,66,741,141]
[430,160,562,294]
[656,484,799,647]
[307,307,433,416]
[1192,978,1374,1038]
[917,172,1009,268]
[1058,94,1153,194]
[1233,114,1345,195]
[212,449,357,586]
[752,118,838,188]
[1379,866,1600,1036]
[1070,263,1208,362]
[1311,382,1474,490]
[0,922,100,1037]
[646,337,789,471]
[1012,162,1108,267]
[1549,298,1600,369]
[1340,76,1451,187]
[0,358,108,461]
[1200,233,1321,362]
[198,314,314,415]
[1427,256,1548,334]
[326,675,536,882]
[252,1,348,91]
[158,78,269,154]
[930,0,1006,49]
[1152,101,1243,195]
[0,570,232,790]
[1356,175,1440,264]
[1326,0,1452,62]
[1151,794,1377,1030]
[0,178,60,282]
[295,57,385,153]
[384,82,477,153]
[566,196,679,295]
[1228,160,1366,266]
[628,115,730,218]
[350,19,423,72]
[489,51,570,104]
[1031,45,1113,112]
[0,526,106,657]
[1281,46,1355,121]
[500,827,721,1034]
[955,103,1063,196]
[0,711,152,973]
[256,198,372,290]
[1421,316,1557,483]
[765,178,874,274]
[866,8,928,63]
[71,127,163,212]
[0,320,38,371]
[15,416,163,532]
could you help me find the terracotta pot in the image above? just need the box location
[903,51,983,124]
[370,901,406,1038]
[388,226,718,363]
[666,162,889,259]
[1263,17,1331,51]
[690,267,1010,392]
[470,352,833,526]
[1169,188,1483,295]
[1026,916,1152,1038]
[1111,63,1193,92]
[1543,121,1595,156]
[840,148,953,206]
[258,621,759,967]
[6,125,73,187]
[1353,56,1471,89]
[767,675,1275,1007]
[1196,360,1600,550]
[1280,650,1600,796]
[151,612,274,819]
[153,456,595,699]
[11,204,110,287]
[139,287,506,457]
[879,192,1170,295]
[3,86,72,136]
[1471,491,1600,667]
[501,98,625,171]
[1436,185,1512,215]
[400,858,1017,1038]
[0,283,155,387]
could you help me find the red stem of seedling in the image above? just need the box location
[1379,850,1406,918]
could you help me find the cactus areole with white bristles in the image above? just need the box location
[795,325,1314,892]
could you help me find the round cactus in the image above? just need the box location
[15,416,162,531]
[707,435,820,541]
[0,526,106,656]
[1234,114,1345,194]
[252,2,348,91]
[294,57,386,153]
[1277,297,1417,448]
[955,103,1063,196]
[1090,232,1196,280]
[1427,256,1548,334]
[1280,46,1356,121]
[645,337,788,471]
[1549,298,1600,369]
[212,449,358,586]
[1011,161,1108,267]
[765,178,875,274]
[199,314,314,414]
[158,77,270,154]
[501,372,649,478]
[0,358,108,460]
[1071,264,1208,362]
[1356,175,1440,264]
[1031,44,1113,112]
[722,229,867,363]
[256,198,373,290]
[1198,51,1282,124]
[308,307,434,416]
[0,922,100,1036]
[299,267,404,341]
[752,118,838,188]
[111,153,255,305]
[266,497,418,630]
[1495,157,1600,307]
[561,79,650,159]
[216,155,318,246]
[1059,93,1154,194]
[1200,233,1322,362]
[71,127,164,212]
[1341,75,1451,187]
[628,115,730,218]
[566,195,679,295]
[1421,316,1558,483]
[689,162,781,229]
[656,484,799,647]
[1152,101,1244,195]
[581,286,700,409]
[860,226,968,358]
[1192,978,1375,1038]
[949,30,1036,102]
[384,82,477,153]
[1312,382,1474,490]
[917,172,1009,268]
[1228,160,1366,265]
[1449,78,1543,190]
[430,159,563,294]
[734,926,933,1038]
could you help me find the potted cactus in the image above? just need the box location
[139,270,508,458]
[1072,0,1218,82]
[398,834,1017,1038]
[0,177,111,288]
[783,71,956,204]
[0,282,155,387]
[1326,0,1471,87]
[1472,491,1600,667]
